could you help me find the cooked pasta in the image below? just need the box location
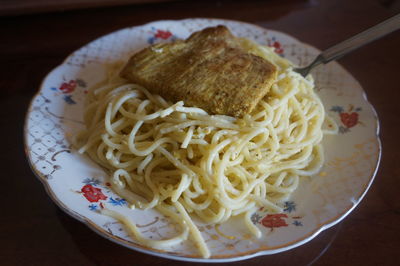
[75,42,337,258]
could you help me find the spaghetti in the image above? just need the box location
[76,43,336,258]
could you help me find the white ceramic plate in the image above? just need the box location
[24,18,381,262]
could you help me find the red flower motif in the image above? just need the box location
[155,30,172,39]
[60,80,77,94]
[340,112,359,128]
[261,214,288,229]
[81,184,107,202]
[271,41,284,54]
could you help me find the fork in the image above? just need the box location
[294,13,400,77]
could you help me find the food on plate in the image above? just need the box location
[75,25,336,258]
[120,26,277,117]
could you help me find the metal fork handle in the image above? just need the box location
[300,13,400,74]
[322,13,400,63]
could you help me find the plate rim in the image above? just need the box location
[24,17,382,263]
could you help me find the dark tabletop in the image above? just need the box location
[1,0,400,265]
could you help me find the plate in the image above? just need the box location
[24,18,381,262]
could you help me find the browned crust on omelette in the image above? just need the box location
[120,25,277,117]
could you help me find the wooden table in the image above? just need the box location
[1,0,399,265]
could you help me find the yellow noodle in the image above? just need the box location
[75,44,337,258]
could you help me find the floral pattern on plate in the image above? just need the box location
[24,18,381,262]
